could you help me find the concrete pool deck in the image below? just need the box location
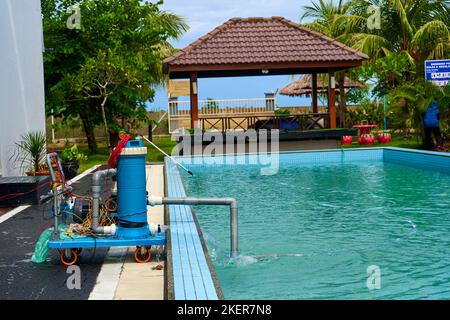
[89,165,166,300]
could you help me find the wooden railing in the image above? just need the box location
[200,113,330,133]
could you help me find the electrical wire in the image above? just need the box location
[0,179,51,201]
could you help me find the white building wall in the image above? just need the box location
[0,0,46,177]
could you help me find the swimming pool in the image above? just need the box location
[167,148,450,300]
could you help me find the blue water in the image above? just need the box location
[181,161,450,299]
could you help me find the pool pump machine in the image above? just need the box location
[40,136,165,265]
[35,134,239,266]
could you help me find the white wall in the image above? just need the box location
[0,0,46,177]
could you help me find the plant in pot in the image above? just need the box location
[11,131,48,176]
[59,145,87,180]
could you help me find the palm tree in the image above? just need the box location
[340,0,450,138]
[301,0,450,129]
[301,0,355,126]
[301,0,351,38]
[341,0,450,68]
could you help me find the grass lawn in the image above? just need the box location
[339,135,423,149]
[77,135,177,173]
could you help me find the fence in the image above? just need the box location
[46,110,168,144]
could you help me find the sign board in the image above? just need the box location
[425,59,450,87]
[167,80,190,98]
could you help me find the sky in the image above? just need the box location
[147,0,314,110]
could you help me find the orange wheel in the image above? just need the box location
[134,246,152,263]
[60,249,78,266]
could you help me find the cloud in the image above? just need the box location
[160,0,311,47]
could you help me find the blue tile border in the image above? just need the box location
[164,158,221,300]
[174,148,384,167]
[384,147,450,174]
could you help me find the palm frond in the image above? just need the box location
[388,0,414,39]
[411,20,450,58]
[349,33,391,59]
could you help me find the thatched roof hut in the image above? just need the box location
[280,74,365,97]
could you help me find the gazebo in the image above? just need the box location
[163,17,368,130]
[280,74,366,97]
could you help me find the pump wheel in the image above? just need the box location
[134,246,152,263]
[60,249,78,266]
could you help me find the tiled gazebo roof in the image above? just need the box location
[164,16,368,78]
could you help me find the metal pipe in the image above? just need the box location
[92,168,117,234]
[151,196,238,258]
[53,189,59,236]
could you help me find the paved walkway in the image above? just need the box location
[89,165,166,300]
[0,170,108,299]
[0,164,166,300]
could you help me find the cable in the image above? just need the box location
[0,179,51,201]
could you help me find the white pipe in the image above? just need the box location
[92,168,117,235]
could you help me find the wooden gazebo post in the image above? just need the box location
[311,73,318,113]
[190,72,199,129]
[328,70,336,128]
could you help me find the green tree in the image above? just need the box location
[301,0,450,131]
[301,0,355,126]
[42,0,188,153]
[301,0,350,38]
[340,0,450,71]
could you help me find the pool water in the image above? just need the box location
[181,161,450,299]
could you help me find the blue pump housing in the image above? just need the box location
[116,139,150,239]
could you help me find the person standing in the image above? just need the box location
[423,99,445,150]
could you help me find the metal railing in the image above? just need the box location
[169,97,276,117]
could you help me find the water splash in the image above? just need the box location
[229,254,258,266]
[224,219,417,266]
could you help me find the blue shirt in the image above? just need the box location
[424,100,439,128]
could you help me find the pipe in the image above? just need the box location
[149,196,238,258]
[53,188,59,236]
[140,135,193,176]
[92,168,117,235]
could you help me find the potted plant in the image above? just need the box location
[59,145,87,180]
[11,131,49,176]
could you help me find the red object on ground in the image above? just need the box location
[353,124,377,145]
[341,136,353,145]
[378,133,391,144]
[360,134,375,145]
[108,134,131,168]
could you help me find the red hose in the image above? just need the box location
[108,134,131,168]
